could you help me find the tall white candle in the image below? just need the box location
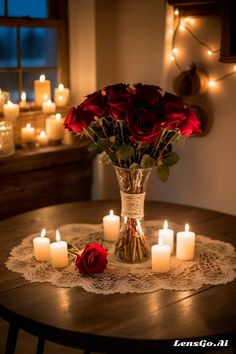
[34,74,51,106]
[158,220,174,254]
[54,83,70,107]
[50,230,68,268]
[46,113,64,142]
[21,123,35,144]
[33,228,50,261]
[151,237,171,273]
[176,224,195,260]
[3,100,20,121]
[103,210,120,242]
[42,99,56,113]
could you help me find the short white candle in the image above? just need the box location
[46,113,64,142]
[33,228,50,261]
[151,237,171,273]
[158,220,174,254]
[37,130,48,146]
[50,230,68,268]
[176,224,195,260]
[19,92,30,109]
[34,74,51,106]
[42,99,56,113]
[21,123,35,144]
[54,83,70,107]
[103,210,120,242]
[3,100,20,121]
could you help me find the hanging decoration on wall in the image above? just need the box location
[170,9,236,91]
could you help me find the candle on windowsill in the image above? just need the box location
[54,84,70,107]
[3,100,20,121]
[151,237,171,273]
[21,123,35,147]
[34,74,51,106]
[42,99,56,113]
[46,113,64,144]
[19,92,30,110]
[50,230,68,268]
[158,220,174,254]
[37,130,49,147]
[33,228,50,261]
[103,210,120,242]
[176,224,195,260]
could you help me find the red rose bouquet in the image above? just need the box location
[64,83,202,181]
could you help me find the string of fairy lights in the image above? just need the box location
[169,8,236,89]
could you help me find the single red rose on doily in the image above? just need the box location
[75,243,108,274]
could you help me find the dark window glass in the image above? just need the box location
[21,28,58,67]
[0,27,17,67]
[8,0,48,18]
[22,70,57,102]
[0,72,19,102]
[0,0,4,16]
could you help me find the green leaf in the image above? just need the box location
[117,145,135,160]
[140,154,155,168]
[163,152,179,166]
[97,138,110,150]
[156,163,169,182]
[87,142,104,155]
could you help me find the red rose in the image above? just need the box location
[128,110,161,143]
[81,90,108,118]
[105,83,130,99]
[75,243,108,274]
[64,106,94,134]
[105,83,134,120]
[134,83,162,107]
[162,92,187,130]
[179,110,202,137]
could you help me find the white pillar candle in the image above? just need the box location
[19,92,30,109]
[3,100,20,121]
[103,210,120,242]
[33,228,50,261]
[21,123,35,144]
[50,230,68,268]
[42,99,56,113]
[54,84,70,107]
[46,113,64,142]
[176,224,195,260]
[158,220,174,254]
[34,74,51,106]
[151,237,171,273]
[37,130,48,146]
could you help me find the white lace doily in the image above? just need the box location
[5,221,236,294]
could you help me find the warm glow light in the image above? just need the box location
[39,74,45,82]
[158,237,163,246]
[169,29,174,34]
[174,9,179,16]
[40,228,46,238]
[234,65,236,71]
[43,94,48,101]
[55,113,61,120]
[21,92,26,101]
[7,100,13,106]
[56,229,61,242]
[170,55,175,61]
[207,50,213,56]
[208,80,216,88]
[40,131,46,138]
[183,17,195,24]
[179,24,185,31]
[26,123,32,128]
[58,84,64,90]
[164,220,168,229]
[185,224,190,232]
[58,95,63,101]
[110,210,114,216]
[172,47,178,54]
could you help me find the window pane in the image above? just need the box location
[21,28,58,68]
[22,70,57,102]
[0,0,4,16]
[8,0,48,18]
[0,27,17,68]
[0,72,19,102]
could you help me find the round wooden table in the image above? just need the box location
[0,201,236,354]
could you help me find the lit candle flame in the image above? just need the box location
[21,92,26,101]
[55,113,61,120]
[58,84,64,90]
[45,99,52,104]
[185,223,190,232]
[58,95,63,101]
[109,210,114,216]
[40,74,46,82]
[40,228,46,238]
[207,50,213,56]
[158,237,163,246]
[26,123,32,128]
[43,94,48,101]
[40,130,46,138]
[56,229,61,242]
[7,100,13,106]
[174,9,179,16]
[164,220,168,229]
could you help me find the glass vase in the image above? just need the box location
[114,166,152,263]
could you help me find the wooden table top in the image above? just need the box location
[0,201,235,353]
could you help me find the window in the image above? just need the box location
[0,0,69,102]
